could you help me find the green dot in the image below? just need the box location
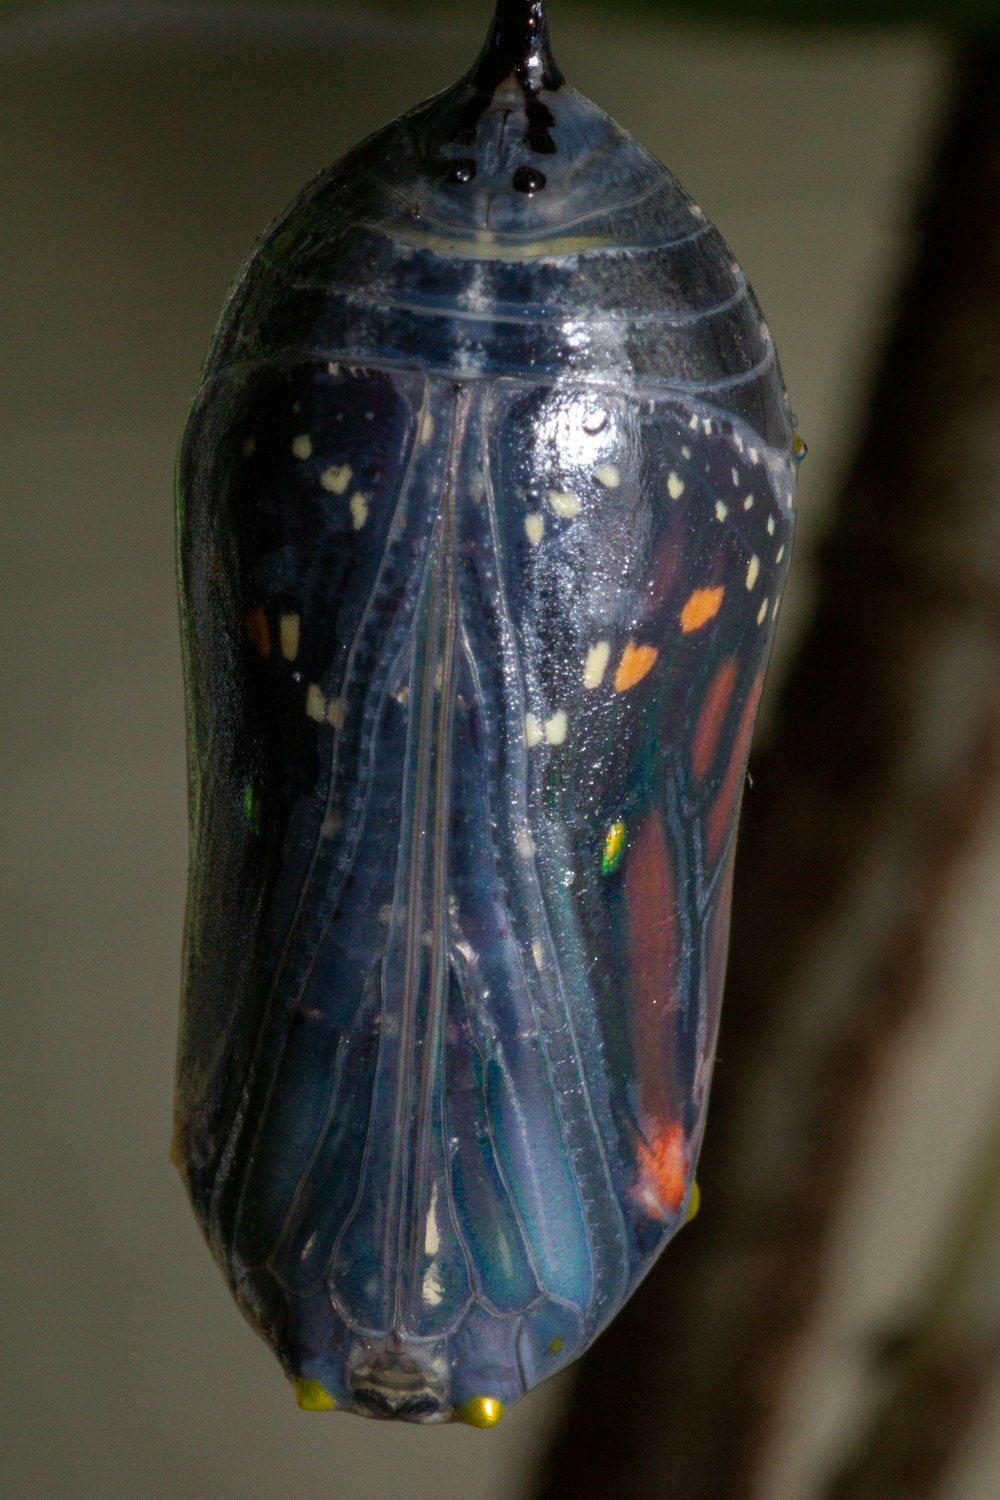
[602,820,626,874]
[243,784,262,837]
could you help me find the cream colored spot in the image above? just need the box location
[242,435,256,458]
[715,500,728,522]
[776,544,786,563]
[548,489,581,519]
[326,697,345,730]
[305,683,326,721]
[767,515,776,535]
[731,468,739,486]
[667,472,685,500]
[531,939,545,971]
[690,203,705,219]
[583,640,611,690]
[595,463,620,489]
[525,513,545,547]
[544,710,568,746]
[424,1183,441,1256]
[327,361,340,375]
[772,597,780,619]
[350,492,369,529]
[749,446,760,463]
[702,418,713,435]
[688,413,700,431]
[746,555,760,590]
[321,810,342,839]
[681,445,691,460]
[744,495,754,510]
[292,434,313,460]
[757,597,769,625]
[734,434,744,452]
[320,463,352,494]
[516,828,536,860]
[422,1263,444,1308]
[279,612,300,661]
[378,903,393,923]
[524,713,543,747]
[420,410,434,445]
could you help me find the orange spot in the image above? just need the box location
[614,640,658,693]
[680,586,725,634]
[245,605,271,657]
[636,1120,688,1218]
[692,657,738,781]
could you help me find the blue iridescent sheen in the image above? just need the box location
[175,0,796,1422]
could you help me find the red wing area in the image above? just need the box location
[486,379,794,1267]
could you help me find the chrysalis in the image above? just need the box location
[174,0,797,1425]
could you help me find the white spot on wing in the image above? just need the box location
[531,939,545,971]
[516,828,536,859]
[583,640,611,689]
[420,410,434,445]
[667,472,685,500]
[595,463,620,489]
[525,513,545,546]
[548,489,581,519]
[746,555,760,590]
[544,710,568,746]
[715,500,728,522]
[350,492,369,529]
[524,713,543,747]
[757,596,769,625]
[321,464,352,494]
[279,613,300,661]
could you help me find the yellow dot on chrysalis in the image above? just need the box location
[456,1396,504,1428]
[292,434,313,460]
[547,488,581,519]
[686,1181,701,1222]
[614,640,658,692]
[547,1337,564,1356]
[715,500,728,522]
[295,1378,336,1412]
[595,463,620,489]
[279,612,300,662]
[680,586,725,634]
[757,597,769,626]
[583,640,611,690]
[667,471,685,500]
[602,820,626,874]
[320,463,351,494]
[305,683,327,722]
[525,513,545,547]
[524,713,543,747]
[544,710,568,746]
[746,555,760,590]
[350,492,369,529]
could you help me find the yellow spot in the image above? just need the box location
[547,488,581,519]
[602,820,626,874]
[715,501,728,523]
[680,587,725,634]
[544,710,567,745]
[295,1378,336,1412]
[524,713,543,747]
[546,1337,564,1356]
[320,463,351,494]
[456,1396,504,1429]
[350,492,369,529]
[583,640,611,690]
[794,433,808,461]
[776,544,785,564]
[767,515,776,536]
[531,939,544,971]
[667,471,684,500]
[244,784,262,836]
[686,1181,701,1222]
[292,434,313,460]
[305,683,326,722]
[420,410,434,444]
[279,613,300,661]
[744,495,754,511]
[614,640,658,693]
[327,361,340,375]
[245,605,270,657]
[525,513,545,546]
[241,435,256,458]
[325,696,345,730]
[746,555,760,590]
[757,597,769,626]
[595,463,620,489]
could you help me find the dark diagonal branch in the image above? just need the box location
[532,35,1000,1500]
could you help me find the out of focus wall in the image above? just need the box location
[5,5,997,1498]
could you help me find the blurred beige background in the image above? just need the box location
[3,4,999,1496]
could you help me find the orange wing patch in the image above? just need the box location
[680,586,725,634]
[635,1120,688,1219]
[614,640,658,693]
[692,657,738,781]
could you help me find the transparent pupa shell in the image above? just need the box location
[174,0,796,1424]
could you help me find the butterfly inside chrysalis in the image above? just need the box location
[173,0,798,1425]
